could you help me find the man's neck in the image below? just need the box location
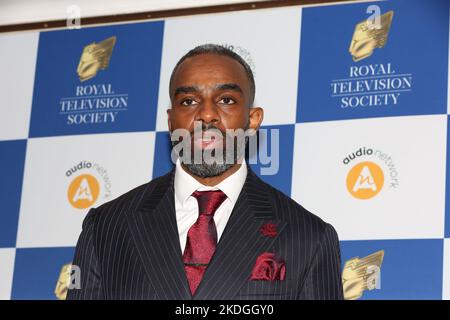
[180,162,243,187]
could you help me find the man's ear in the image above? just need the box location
[248,107,264,132]
[167,108,172,132]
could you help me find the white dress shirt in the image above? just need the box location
[174,158,247,254]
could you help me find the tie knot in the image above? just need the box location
[192,190,227,216]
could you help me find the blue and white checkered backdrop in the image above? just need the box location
[1,0,449,300]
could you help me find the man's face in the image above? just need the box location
[167,53,263,177]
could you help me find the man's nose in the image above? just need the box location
[195,99,220,124]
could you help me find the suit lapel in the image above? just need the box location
[193,168,287,300]
[126,170,192,299]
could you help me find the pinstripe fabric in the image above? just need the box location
[67,167,344,300]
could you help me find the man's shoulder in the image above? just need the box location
[251,171,333,235]
[259,176,340,247]
[86,170,173,223]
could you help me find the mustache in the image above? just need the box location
[191,123,225,137]
[190,122,227,139]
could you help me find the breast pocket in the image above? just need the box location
[237,280,290,299]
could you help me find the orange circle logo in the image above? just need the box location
[67,174,100,209]
[346,161,384,200]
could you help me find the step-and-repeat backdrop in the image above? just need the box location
[1,0,449,299]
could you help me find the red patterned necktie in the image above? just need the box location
[183,190,227,295]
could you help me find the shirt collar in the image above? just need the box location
[174,158,247,206]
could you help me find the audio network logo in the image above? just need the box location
[66,161,112,209]
[343,147,399,200]
[222,43,256,77]
[59,36,130,126]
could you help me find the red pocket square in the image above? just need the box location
[250,252,286,281]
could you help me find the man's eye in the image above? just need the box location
[219,97,236,105]
[181,98,198,106]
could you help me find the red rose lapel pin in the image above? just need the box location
[260,222,277,238]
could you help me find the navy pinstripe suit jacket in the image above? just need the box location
[67,167,344,300]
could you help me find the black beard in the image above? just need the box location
[170,123,248,178]
[182,161,235,178]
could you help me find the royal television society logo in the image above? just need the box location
[59,36,129,126]
[55,263,72,300]
[349,10,393,62]
[331,10,413,110]
[55,262,81,300]
[77,36,116,82]
[66,161,112,209]
[343,147,399,200]
[342,250,384,300]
